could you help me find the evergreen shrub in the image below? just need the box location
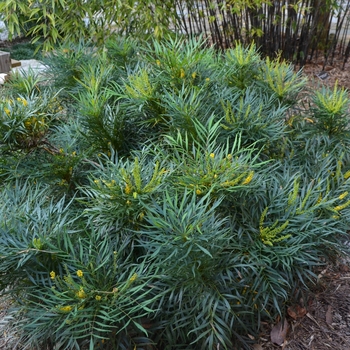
[0,36,349,349]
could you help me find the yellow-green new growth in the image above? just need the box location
[143,161,166,192]
[125,70,154,99]
[315,81,349,115]
[222,99,262,128]
[296,184,313,215]
[259,207,291,246]
[264,55,306,98]
[288,178,299,205]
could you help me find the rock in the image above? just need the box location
[0,73,8,84]
[11,59,47,75]
[0,21,8,41]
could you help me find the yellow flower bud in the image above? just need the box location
[76,288,86,299]
[59,305,73,313]
[242,171,254,185]
[129,273,138,282]
[180,68,185,79]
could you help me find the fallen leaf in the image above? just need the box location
[287,304,306,320]
[339,264,350,272]
[271,318,289,346]
[287,306,297,320]
[295,304,307,318]
[252,344,263,350]
[325,305,333,325]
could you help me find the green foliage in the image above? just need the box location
[4,67,44,96]
[0,37,350,349]
[224,42,262,90]
[0,0,177,51]
[0,40,42,60]
[0,92,60,150]
[81,150,169,230]
[259,55,307,105]
[311,82,350,137]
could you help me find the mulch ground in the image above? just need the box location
[253,255,350,350]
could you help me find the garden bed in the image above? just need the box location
[0,36,350,350]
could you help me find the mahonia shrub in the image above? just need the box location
[0,36,349,350]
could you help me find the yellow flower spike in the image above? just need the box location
[191,72,197,79]
[95,295,102,301]
[209,153,215,159]
[126,200,131,205]
[226,154,232,160]
[129,273,138,283]
[156,59,161,66]
[22,99,28,107]
[334,199,350,211]
[344,170,350,179]
[196,189,202,195]
[76,270,83,278]
[50,271,56,280]
[339,191,348,200]
[205,77,210,82]
[124,183,132,194]
[4,107,10,115]
[242,171,254,185]
[72,151,76,156]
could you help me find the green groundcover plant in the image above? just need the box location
[0,36,350,350]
